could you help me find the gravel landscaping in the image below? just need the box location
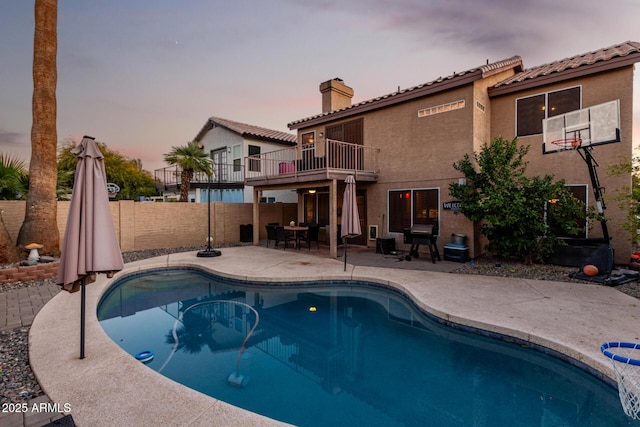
[1,246,639,405]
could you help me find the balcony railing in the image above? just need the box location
[244,139,379,182]
[154,163,244,190]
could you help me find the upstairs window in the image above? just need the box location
[326,118,363,144]
[301,132,315,145]
[516,87,581,137]
[248,145,261,172]
[232,145,242,172]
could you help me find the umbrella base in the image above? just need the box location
[197,249,222,257]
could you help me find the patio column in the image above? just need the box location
[297,191,304,223]
[330,179,338,258]
[252,187,260,246]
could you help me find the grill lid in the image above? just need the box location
[410,224,437,236]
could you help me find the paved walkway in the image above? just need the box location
[0,283,69,427]
[0,283,60,332]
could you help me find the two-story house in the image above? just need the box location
[155,117,297,203]
[247,41,640,264]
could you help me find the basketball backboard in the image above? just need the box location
[542,99,620,154]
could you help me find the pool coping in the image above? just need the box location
[29,246,640,426]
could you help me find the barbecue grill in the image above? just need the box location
[403,224,441,263]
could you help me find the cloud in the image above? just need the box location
[0,130,26,146]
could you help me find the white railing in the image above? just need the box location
[244,139,379,180]
[154,163,244,190]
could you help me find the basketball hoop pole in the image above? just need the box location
[577,146,610,243]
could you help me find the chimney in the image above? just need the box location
[319,78,353,113]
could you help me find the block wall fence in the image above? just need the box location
[0,200,297,284]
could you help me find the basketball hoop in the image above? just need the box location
[601,342,640,419]
[106,183,120,198]
[550,137,582,151]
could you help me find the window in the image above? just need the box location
[211,148,228,181]
[301,132,315,145]
[248,145,260,172]
[388,189,439,233]
[325,118,363,144]
[232,145,242,172]
[516,87,581,137]
[326,119,364,169]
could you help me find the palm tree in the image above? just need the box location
[0,154,28,200]
[164,141,213,202]
[17,0,59,256]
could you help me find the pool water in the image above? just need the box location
[97,268,633,426]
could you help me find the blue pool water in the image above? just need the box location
[97,268,634,426]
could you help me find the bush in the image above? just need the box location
[449,136,589,263]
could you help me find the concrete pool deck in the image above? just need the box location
[29,246,640,426]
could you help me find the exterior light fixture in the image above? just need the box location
[308,189,316,194]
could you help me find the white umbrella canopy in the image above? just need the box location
[57,136,124,358]
[341,175,361,270]
[57,136,124,292]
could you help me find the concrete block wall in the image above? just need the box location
[0,200,296,255]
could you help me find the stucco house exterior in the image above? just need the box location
[247,41,640,264]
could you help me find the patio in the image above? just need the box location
[29,245,640,426]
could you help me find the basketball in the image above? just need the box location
[583,264,599,277]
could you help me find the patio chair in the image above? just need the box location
[265,224,279,248]
[298,224,320,250]
[275,226,295,250]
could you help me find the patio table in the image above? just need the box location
[284,226,309,249]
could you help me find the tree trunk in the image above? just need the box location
[0,210,21,264]
[17,0,60,256]
[179,169,193,202]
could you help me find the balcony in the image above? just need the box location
[244,139,379,186]
[154,163,244,192]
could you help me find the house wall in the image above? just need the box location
[490,66,635,263]
[0,200,297,255]
[293,66,635,263]
[197,126,297,203]
[298,84,480,256]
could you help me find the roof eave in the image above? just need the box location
[195,118,296,146]
[289,70,483,130]
[489,54,640,97]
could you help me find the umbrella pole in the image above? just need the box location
[344,239,347,271]
[197,173,221,257]
[80,276,86,359]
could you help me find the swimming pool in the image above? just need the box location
[97,267,633,426]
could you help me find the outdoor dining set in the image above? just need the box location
[265,223,321,250]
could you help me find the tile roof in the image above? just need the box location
[195,117,297,145]
[490,41,640,95]
[288,56,523,129]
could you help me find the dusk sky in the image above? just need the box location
[1,1,639,173]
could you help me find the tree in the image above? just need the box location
[57,140,157,200]
[0,154,28,200]
[17,0,59,256]
[0,154,28,263]
[449,136,588,263]
[163,142,213,202]
[607,154,640,245]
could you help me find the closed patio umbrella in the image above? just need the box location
[341,175,361,271]
[57,136,124,358]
